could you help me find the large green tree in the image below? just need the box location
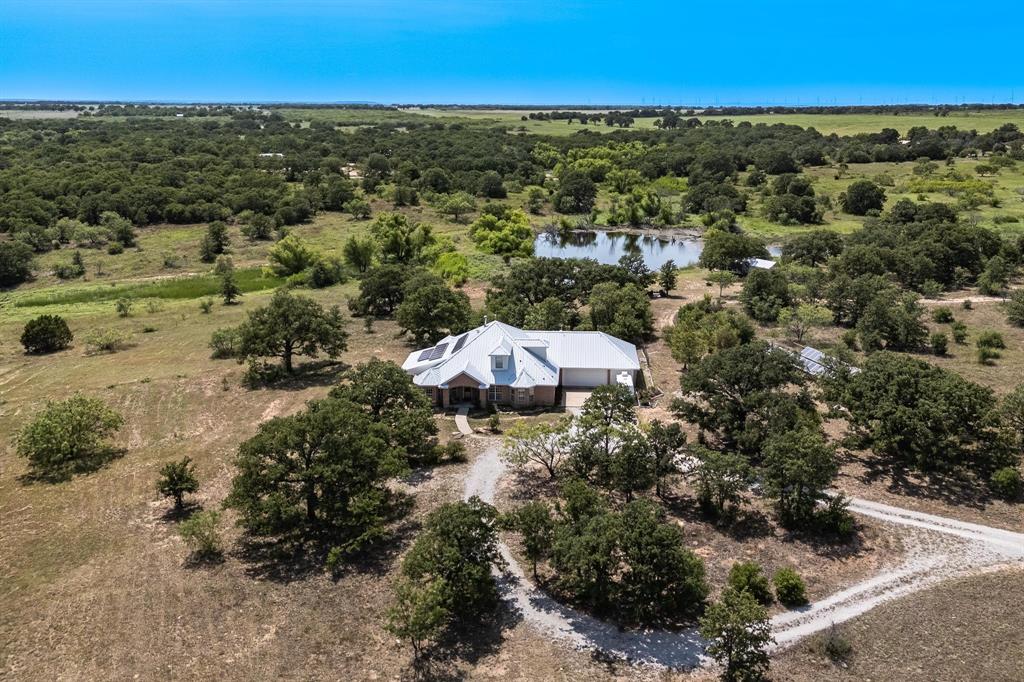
[226,396,407,553]
[395,272,471,345]
[673,342,804,454]
[330,359,440,464]
[235,289,348,373]
[16,394,124,478]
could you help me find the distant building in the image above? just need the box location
[401,321,641,409]
[747,257,777,270]
[258,152,284,158]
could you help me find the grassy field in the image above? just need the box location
[413,108,1024,137]
[771,569,1024,682]
[697,110,1024,136]
[3,130,1024,679]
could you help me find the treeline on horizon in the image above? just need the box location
[1,106,1022,266]
[4,101,1024,114]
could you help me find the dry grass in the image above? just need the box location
[773,568,1024,682]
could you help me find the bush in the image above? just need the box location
[929,332,948,356]
[209,327,241,359]
[179,510,222,559]
[977,330,1006,349]
[727,561,773,605]
[989,467,1022,501]
[199,299,214,314]
[115,297,133,317]
[931,307,954,323]
[84,328,131,353]
[308,257,347,288]
[772,568,808,607]
[21,315,73,353]
[106,241,124,255]
[0,240,35,286]
[437,440,468,464]
[15,394,124,477]
[815,494,856,539]
[488,413,501,433]
[821,624,853,663]
[951,321,968,344]
[962,299,973,310]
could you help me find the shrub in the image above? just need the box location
[931,307,954,323]
[115,297,133,317]
[815,494,856,539]
[308,257,347,288]
[179,510,222,558]
[209,326,241,359]
[199,299,214,314]
[727,560,773,605]
[106,241,125,255]
[977,330,1006,349]
[951,321,968,344]
[21,315,73,353]
[15,394,124,477]
[488,413,501,433]
[929,332,948,356]
[84,328,131,353]
[989,467,1022,501]
[821,624,853,663]
[0,240,35,286]
[438,440,467,464]
[962,299,973,310]
[772,568,808,607]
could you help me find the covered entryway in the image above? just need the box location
[449,385,479,406]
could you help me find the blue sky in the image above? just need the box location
[1,0,1022,105]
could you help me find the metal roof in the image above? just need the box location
[401,321,640,389]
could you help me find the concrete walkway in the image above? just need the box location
[454,406,473,435]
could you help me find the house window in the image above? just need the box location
[493,355,506,370]
[422,387,433,401]
[488,385,500,402]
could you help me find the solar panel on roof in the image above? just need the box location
[452,334,467,353]
[428,343,449,360]
[418,347,435,361]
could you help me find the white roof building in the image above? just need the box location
[401,321,641,408]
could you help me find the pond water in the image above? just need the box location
[534,230,781,269]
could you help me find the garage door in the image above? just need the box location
[562,368,608,387]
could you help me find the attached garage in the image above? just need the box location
[562,368,611,388]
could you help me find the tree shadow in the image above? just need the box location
[852,451,992,511]
[234,494,417,584]
[159,500,204,524]
[660,492,774,541]
[244,359,349,392]
[17,446,127,485]
[408,605,523,681]
[507,468,560,502]
[183,549,226,570]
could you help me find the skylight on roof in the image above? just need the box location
[428,343,449,360]
[417,347,435,361]
[452,334,467,353]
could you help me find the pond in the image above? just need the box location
[533,230,781,270]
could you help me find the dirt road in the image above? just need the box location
[463,443,1024,669]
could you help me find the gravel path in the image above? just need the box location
[463,443,1024,669]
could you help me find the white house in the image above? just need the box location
[401,321,641,408]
